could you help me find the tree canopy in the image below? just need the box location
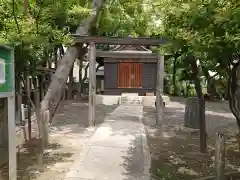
[0,0,155,77]
[1,0,240,121]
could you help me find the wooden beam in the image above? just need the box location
[72,35,168,45]
[96,51,158,59]
[104,58,157,63]
[88,42,96,126]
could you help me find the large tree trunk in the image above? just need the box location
[228,63,240,128]
[228,59,240,150]
[40,0,106,144]
[190,57,207,153]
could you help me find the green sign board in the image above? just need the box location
[0,45,14,94]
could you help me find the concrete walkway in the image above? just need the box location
[64,105,151,180]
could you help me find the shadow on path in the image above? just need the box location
[0,101,118,180]
[0,140,72,180]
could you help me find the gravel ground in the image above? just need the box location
[0,100,117,180]
[143,97,240,180]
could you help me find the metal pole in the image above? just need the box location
[88,42,96,126]
[156,55,164,125]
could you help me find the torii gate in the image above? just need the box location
[72,35,167,125]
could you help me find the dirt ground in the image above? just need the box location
[0,100,117,180]
[143,97,240,180]
[1,97,240,180]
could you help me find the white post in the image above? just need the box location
[8,48,16,180]
[8,95,16,180]
[88,42,96,126]
[156,55,164,125]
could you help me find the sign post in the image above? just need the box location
[0,45,16,180]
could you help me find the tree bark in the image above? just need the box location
[78,59,83,97]
[190,57,207,153]
[202,68,210,93]
[184,97,201,129]
[59,45,65,59]
[67,65,74,100]
[228,62,240,129]
[26,75,32,140]
[40,0,106,145]
[172,55,177,95]
[53,46,58,69]
[23,0,28,16]
[202,67,217,99]
[228,59,240,151]
[81,62,89,95]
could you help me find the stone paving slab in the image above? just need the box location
[90,121,142,148]
[67,146,131,180]
[64,105,151,180]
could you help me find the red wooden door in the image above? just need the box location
[118,62,142,88]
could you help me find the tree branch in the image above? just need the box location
[12,0,20,33]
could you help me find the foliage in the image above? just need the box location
[0,0,155,76]
[0,0,92,76]
[95,0,153,36]
[150,0,240,99]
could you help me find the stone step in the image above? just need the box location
[121,93,139,97]
[121,102,141,105]
[120,96,141,105]
[120,93,141,105]
[121,98,139,101]
[121,100,140,102]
